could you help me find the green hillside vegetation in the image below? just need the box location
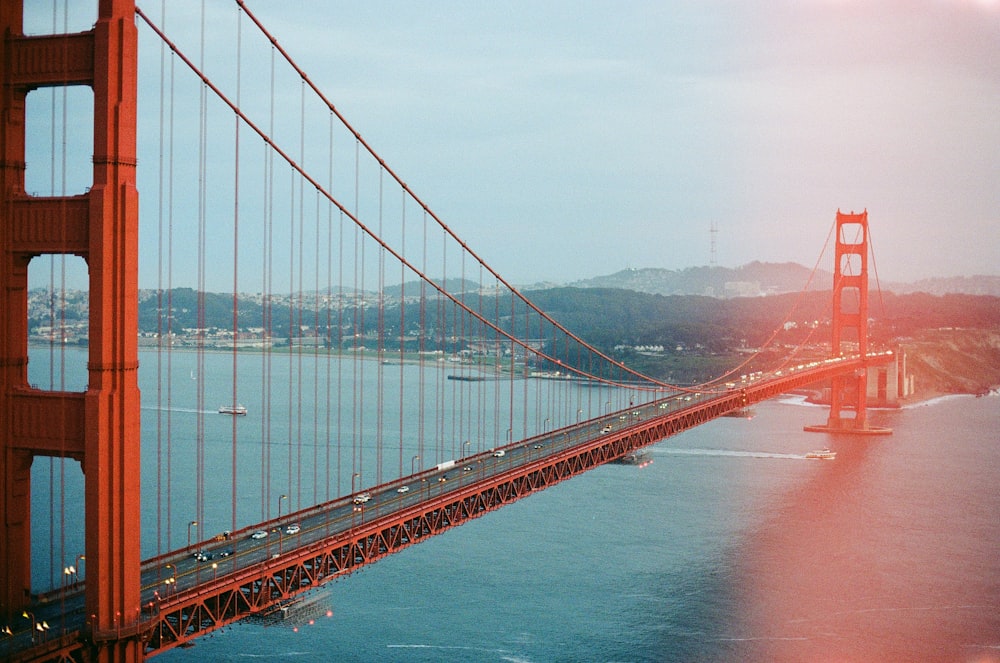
[30,286,1000,394]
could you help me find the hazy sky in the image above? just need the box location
[244,0,1000,285]
[23,1,1000,288]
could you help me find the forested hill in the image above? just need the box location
[524,287,1000,350]
[30,285,1000,392]
[555,263,1000,298]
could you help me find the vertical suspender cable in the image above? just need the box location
[336,207,344,499]
[351,140,364,491]
[376,168,384,488]
[296,78,306,509]
[287,164,296,507]
[327,111,335,505]
[230,4,243,532]
[154,0,167,557]
[194,0,208,542]
[260,44,276,521]
[398,190,406,479]
[313,190,321,507]
[418,210,427,471]
[165,24,177,551]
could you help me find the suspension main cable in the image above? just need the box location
[134,6,665,394]
[867,222,888,322]
[695,214,838,391]
[228,1,681,391]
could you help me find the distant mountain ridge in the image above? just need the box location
[526,262,1000,298]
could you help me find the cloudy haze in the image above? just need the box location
[23,1,1000,288]
[234,1,1000,285]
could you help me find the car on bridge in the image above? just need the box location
[353,492,371,504]
[284,523,301,535]
[250,530,268,539]
[396,485,410,493]
[193,550,212,562]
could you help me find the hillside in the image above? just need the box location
[545,262,1000,298]
[559,262,828,297]
[29,282,1000,399]
[899,329,1000,398]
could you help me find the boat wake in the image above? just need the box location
[387,644,515,656]
[141,406,218,415]
[776,394,825,407]
[652,448,807,460]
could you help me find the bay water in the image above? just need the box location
[25,348,1000,661]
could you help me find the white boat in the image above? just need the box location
[805,448,836,460]
[218,404,248,416]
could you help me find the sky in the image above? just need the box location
[21,1,1000,289]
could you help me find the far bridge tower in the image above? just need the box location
[805,209,892,436]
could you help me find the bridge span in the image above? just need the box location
[5,352,892,661]
[1,1,896,660]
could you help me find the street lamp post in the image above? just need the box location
[277,494,288,553]
[164,564,176,596]
[75,554,86,582]
[411,455,420,475]
[22,611,48,643]
[463,441,471,457]
[187,520,198,551]
[62,565,75,621]
[22,611,34,643]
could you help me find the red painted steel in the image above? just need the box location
[805,210,890,435]
[0,3,892,658]
[1,1,143,662]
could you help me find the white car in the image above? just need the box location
[284,523,301,535]
[250,530,267,540]
[353,492,371,504]
[396,485,410,494]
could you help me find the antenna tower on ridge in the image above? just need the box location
[709,222,718,266]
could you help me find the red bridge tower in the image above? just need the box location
[805,209,891,436]
[1,1,142,661]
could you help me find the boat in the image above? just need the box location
[447,374,486,382]
[218,404,248,416]
[610,450,652,467]
[805,448,836,460]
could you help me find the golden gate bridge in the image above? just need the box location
[1,2,893,661]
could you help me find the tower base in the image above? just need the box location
[804,417,892,436]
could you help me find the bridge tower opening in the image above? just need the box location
[1,0,143,660]
[805,210,891,436]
